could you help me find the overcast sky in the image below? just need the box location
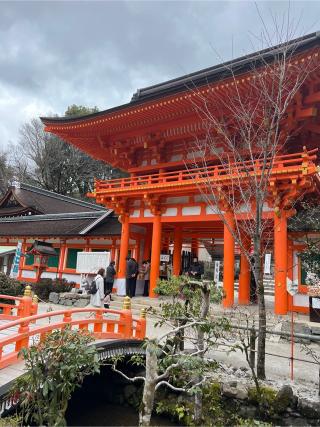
[1,0,320,148]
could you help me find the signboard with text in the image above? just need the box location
[10,241,22,278]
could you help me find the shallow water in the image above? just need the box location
[67,401,178,426]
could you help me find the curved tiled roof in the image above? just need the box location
[0,183,104,216]
[41,32,320,124]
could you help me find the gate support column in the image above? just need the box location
[143,226,152,261]
[223,212,235,308]
[173,225,183,276]
[150,214,162,298]
[116,213,130,296]
[239,231,251,305]
[274,209,288,315]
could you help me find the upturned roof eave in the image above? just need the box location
[40,31,320,126]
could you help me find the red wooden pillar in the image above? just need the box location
[17,240,26,280]
[173,225,183,276]
[274,210,288,315]
[150,214,162,298]
[58,241,67,280]
[238,231,251,305]
[111,238,116,261]
[223,212,235,308]
[143,226,152,261]
[118,214,130,279]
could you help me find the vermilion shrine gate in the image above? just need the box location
[41,33,320,315]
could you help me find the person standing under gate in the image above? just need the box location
[142,260,150,297]
[90,268,105,308]
[126,257,138,298]
[104,261,116,299]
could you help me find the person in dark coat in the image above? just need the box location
[104,261,116,297]
[188,258,203,280]
[126,257,138,298]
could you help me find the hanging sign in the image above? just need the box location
[214,260,220,283]
[264,253,272,275]
[10,241,22,278]
[287,277,299,296]
[160,254,170,263]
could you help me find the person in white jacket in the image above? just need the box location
[90,268,105,308]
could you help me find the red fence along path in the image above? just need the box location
[0,295,147,370]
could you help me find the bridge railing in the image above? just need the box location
[0,286,38,321]
[0,296,146,369]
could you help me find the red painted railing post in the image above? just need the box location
[31,295,38,317]
[137,308,147,339]
[17,299,24,318]
[63,311,72,327]
[21,286,33,317]
[15,320,30,353]
[119,296,132,339]
[93,310,103,335]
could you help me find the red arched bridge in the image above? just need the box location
[0,286,147,370]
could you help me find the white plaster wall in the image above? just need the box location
[20,270,36,279]
[293,294,308,307]
[144,209,154,218]
[182,206,201,216]
[130,210,140,218]
[262,203,274,212]
[170,154,183,162]
[163,208,178,217]
[206,205,220,215]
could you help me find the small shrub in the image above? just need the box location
[248,386,277,418]
[13,327,99,427]
[30,278,75,301]
[156,398,193,425]
[0,273,24,305]
[0,414,21,427]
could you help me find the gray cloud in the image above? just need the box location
[0,0,320,147]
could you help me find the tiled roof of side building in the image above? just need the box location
[0,211,120,236]
[41,32,320,124]
[3,183,105,214]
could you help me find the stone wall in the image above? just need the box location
[49,292,90,307]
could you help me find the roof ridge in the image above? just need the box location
[16,183,104,211]
[0,211,108,223]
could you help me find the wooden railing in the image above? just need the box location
[0,288,38,321]
[91,148,318,196]
[0,297,146,369]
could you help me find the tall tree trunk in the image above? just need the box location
[139,342,158,427]
[194,283,210,425]
[254,199,266,380]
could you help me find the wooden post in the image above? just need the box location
[274,209,288,315]
[93,310,103,334]
[137,307,147,339]
[223,212,235,308]
[143,226,152,261]
[118,214,130,279]
[21,285,33,317]
[58,242,67,280]
[149,214,162,298]
[239,232,251,305]
[119,296,133,338]
[173,225,183,276]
